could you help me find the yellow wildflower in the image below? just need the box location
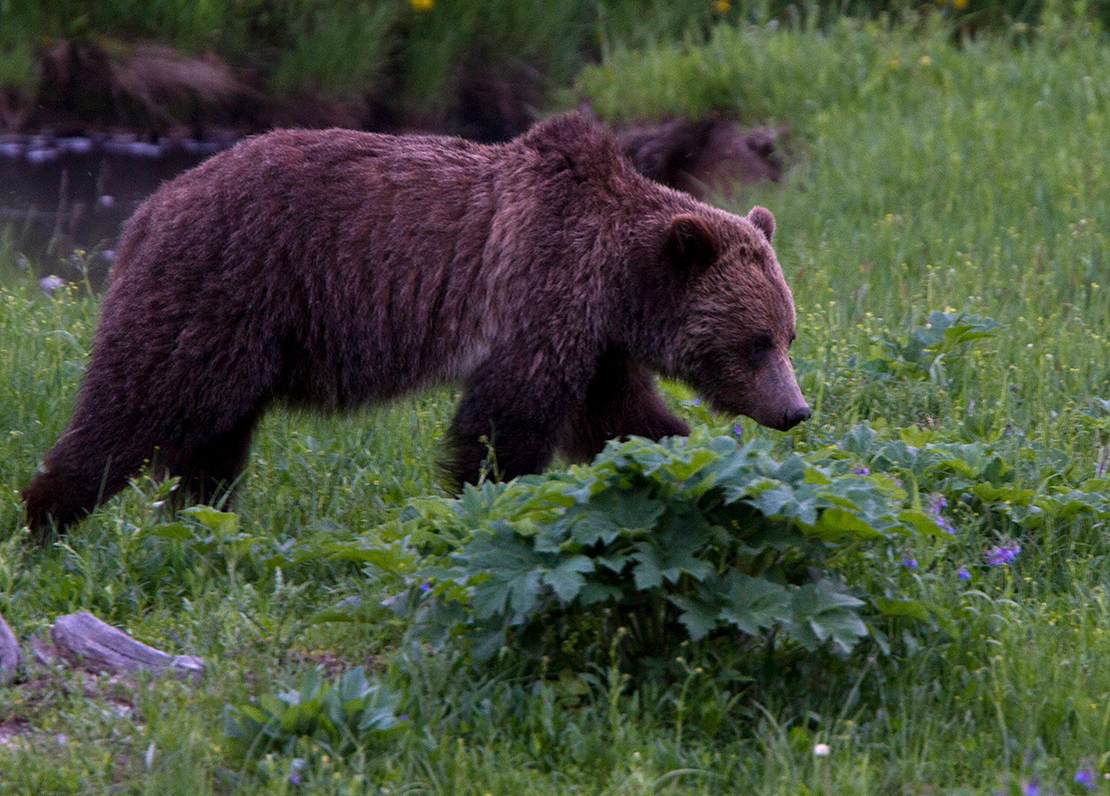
[713,0,731,12]
[410,0,433,10]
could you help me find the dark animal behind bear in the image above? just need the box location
[23,112,810,537]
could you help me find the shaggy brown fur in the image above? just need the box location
[618,116,782,199]
[23,112,809,536]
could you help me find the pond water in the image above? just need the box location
[0,134,233,288]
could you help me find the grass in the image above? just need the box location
[3,11,1110,795]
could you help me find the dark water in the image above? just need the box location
[0,134,233,287]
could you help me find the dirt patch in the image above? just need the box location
[0,719,31,748]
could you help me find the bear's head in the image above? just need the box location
[642,205,810,432]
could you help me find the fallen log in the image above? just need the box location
[50,612,204,684]
[0,610,19,684]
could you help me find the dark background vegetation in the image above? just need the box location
[2,0,1100,139]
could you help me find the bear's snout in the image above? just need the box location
[778,404,811,431]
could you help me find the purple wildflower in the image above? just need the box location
[902,557,918,569]
[1075,768,1096,790]
[289,758,305,786]
[852,466,871,476]
[927,492,956,534]
[956,567,971,580]
[420,582,433,592]
[1022,781,1040,796]
[985,542,1021,567]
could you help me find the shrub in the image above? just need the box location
[371,430,954,669]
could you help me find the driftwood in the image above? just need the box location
[50,612,204,684]
[0,610,19,684]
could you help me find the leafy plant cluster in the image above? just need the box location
[223,667,405,766]
[835,421,1110,582]
[864,310,1005,390]
[370,431,954,668]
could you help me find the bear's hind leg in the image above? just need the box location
[23,404,163,537]
[558,351,690,463]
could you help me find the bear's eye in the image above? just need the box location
[751,332,775,351]
[746,332,775,370]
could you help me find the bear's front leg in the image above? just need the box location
[558,349,689,463]
[441,351,592,488]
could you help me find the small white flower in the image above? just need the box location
[814,743,831,757]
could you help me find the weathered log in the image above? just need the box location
[50,612,204,683]
[0,610,19,684]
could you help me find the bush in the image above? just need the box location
[368,430,955,669]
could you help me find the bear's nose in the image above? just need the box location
[781,405,811,430]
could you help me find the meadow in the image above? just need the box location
[3,10,1110,795]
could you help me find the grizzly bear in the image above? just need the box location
[23,112,809,537]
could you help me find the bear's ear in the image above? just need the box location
[664,214,719,271]
[747,206,775,241]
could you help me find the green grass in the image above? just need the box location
[4,13,1110,795]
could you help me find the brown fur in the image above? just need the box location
[23,112,808,536]
[618,116,783,199]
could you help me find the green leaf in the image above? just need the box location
[670,595,720,641]
[146,522,194,542]
[811,507,886,540]
[595,553,632,573]
[569,512,622,546]
[897,509,947,537]
[544,556,594,602]
[788,581,868,652]
[182,505,240,538]
[660,448,720,484]
[743,483,796,516]
[588,487,666,530]
[630,546,663,589]
[718,574,792,636]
